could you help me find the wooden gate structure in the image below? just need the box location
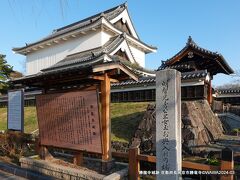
[12,59,138,165]
[12,66,236,179]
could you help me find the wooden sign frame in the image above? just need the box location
[36,89,102,154]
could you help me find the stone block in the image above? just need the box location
[156,69,182,180]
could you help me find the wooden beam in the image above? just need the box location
[45,84,98,94]
[137,154,156,163]
[93,63,138,81]
[89,75,119,83]
[89,75,104,81]
[40,74,89,85]
[109,78,119,83]
[101,73,111,161]
[112,151,128,159]
[182,161,219,171]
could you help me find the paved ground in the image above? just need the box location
[0,169,27,180]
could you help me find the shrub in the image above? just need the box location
[206,158,220,166]
[0,130,33,161]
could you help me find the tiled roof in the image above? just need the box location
[165,36,219,63]
[11,55,138,84]
[158,64,191,71]
[181,70,208,80]
[111,77,155,87]
[111,70,209,88]
[216,89,240,94]
[111,56,155,76]
[54,3,127,33]
[159,36,234,75]
[13,3,127,52]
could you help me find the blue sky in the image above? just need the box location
[0,0,240,86]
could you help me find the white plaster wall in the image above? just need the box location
[26,31,103,75]
[101,31,112,45]
[129,45,145,67]
[26,29,146,75]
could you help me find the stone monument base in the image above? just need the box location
[20,156,128,180]
[100,159,115,174]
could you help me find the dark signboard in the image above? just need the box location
[36,90,102,154]
[8,89,24,132]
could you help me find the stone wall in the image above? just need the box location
[20,156,128,180]
[131,104,156,155]
[131,100,224,156]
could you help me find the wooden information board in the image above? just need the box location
[36,90,102,154]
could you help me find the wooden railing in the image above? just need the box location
[112,147,234,180]
[34,136,234,180]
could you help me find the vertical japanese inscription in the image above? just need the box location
[156,70,182,180]
[161,80,170,170]
[36,90,102,154]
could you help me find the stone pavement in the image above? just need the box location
[0,169,27,180]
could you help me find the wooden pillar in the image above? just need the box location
[207,79,213,104]
[129,147,140,180]
[73,152,84,166]
[101,73,111,161]
[220,148,234,180]
[39,146,53,160]
[35,137,40,155]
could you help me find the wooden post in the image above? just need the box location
[129,148,140,180]
[220,148,234,180]
[207,79,212,105]
[101,73,111,161]
[39,146,53,160]
[73,152,84,166]
[35,137,40,155]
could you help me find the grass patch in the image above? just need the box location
[0,108,7,130]
[24,107,38,133]
[0,102,150,142]
[111,102,150,143]
[0,107,38,133]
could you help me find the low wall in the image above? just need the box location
[20,156,128,180]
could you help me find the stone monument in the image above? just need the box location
[156,69,182,180]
